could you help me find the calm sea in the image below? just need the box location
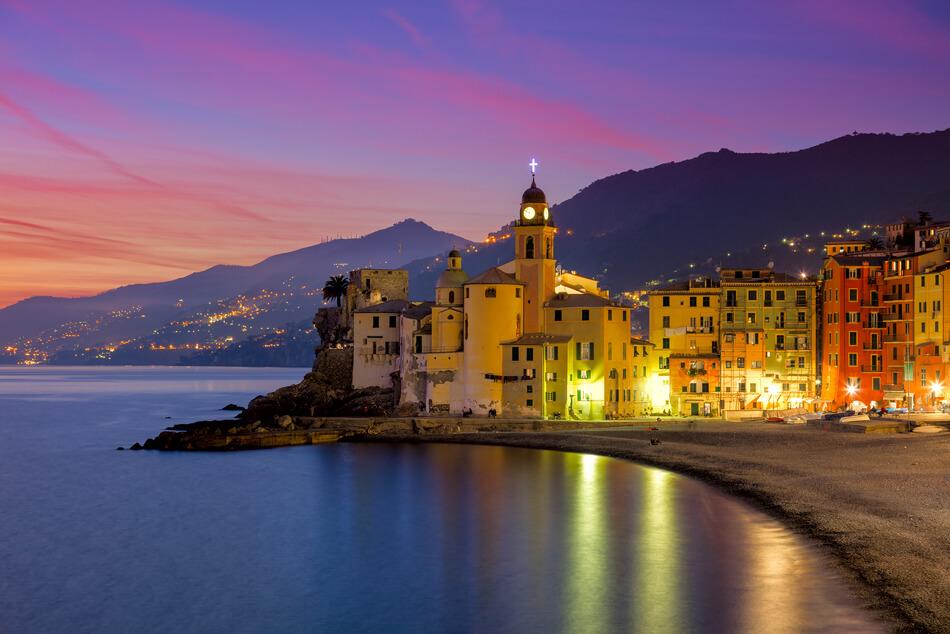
[0,366,884,633]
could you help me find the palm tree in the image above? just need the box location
[866,236,884,250]
[322,275,349,307]
[918,210,933,226]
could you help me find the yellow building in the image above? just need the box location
[351,172,640,419]
[719,268,818,416]
[647,277,720,415]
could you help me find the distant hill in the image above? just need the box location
[408,129,950,295]
[0,220,469,349]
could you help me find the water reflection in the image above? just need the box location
[634,468,681,632]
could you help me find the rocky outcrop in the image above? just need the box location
[313,307,347,348]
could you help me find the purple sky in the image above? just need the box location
[1,0,949,306]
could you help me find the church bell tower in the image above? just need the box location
[514,162,556,333]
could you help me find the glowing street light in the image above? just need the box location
[845,383,858,397]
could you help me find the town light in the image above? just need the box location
[930,381,943,396]
[845,384,858,396]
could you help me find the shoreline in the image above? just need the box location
[374,424,948,633]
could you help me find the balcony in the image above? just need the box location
[882,313,905,322]
[882,383,904,392]
[863,321,885,329]
[863,342,882,350]
[685,326,715,334]
[883,334,905,343]
[795,299,808,307]
[882,293,903,302]
[860,365,884,373]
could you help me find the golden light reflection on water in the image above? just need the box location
[566,453,608,633]
[634,468,682,632]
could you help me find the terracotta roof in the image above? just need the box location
[545,292,616,308]
[354,299,410,314]
[465,267,524,285]
[402,302,434,320]
[830,253,889,266]
[501,332,573,345]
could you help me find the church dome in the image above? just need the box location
[448,249,461,258]
[437,269,469,288]
[521,175,546,204]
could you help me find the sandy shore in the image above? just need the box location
[388,421,949,633]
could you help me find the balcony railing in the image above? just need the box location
[883,313,905,322]
[795,299,808,307]
[882,383,904,392]
[860,365,884,372]
[882,293,903,302]
[863,342,882,350]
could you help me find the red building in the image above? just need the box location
[820,252,887,408]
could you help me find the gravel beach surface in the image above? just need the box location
[408,422,949,633]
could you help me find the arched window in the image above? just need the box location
[464,316,469,340]
[485,287,496,298]
[448,290,455,304]
[525,236,534,259]
[545,238,552,259]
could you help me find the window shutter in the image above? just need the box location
[590,342,595,360]
[576,342,581,359]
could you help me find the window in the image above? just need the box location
[577,342,594,360]
[581,309,590,321]
[662,316,670,328]
[608,309,613,320]
[526,347,534,361]
[726,312,734,323]
[689,296,697,307]
[511,347,519,361]
[525,236,534,259]
[849,289,858,302]
[414,336,422,354]
[849,332,857,346]
[622,310,628,321]
[607,342,613,361]
[725,361,732,368]
[798,311,806,322]
[485,287,496,298]
[703,296,710,307]
[372,316,380,328]
[448,290,455,304]
[515,288,521,298]
[872,377,881,391]
[526,399,533,407]
[848,353,857,366]
[748,290,757,301]
[545,372,557,381]
[776,290,785,300]
[662,296,670,307]
[662,338,670,349]
[526,385,533,393]
[577,369,591,379]
[737,357,745,368]
[751,360,762,369]
[545,346,559,361]
[554,309,562,321]
[388,315,397,328]
[545,392,557,401]
[725,333,735,343]
[747,312,756,324]
[465,287,470,299]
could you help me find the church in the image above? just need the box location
[350,171,651,419]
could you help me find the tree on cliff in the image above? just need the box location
[322,275,349,307]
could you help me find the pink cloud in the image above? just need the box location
[383,9,429,49]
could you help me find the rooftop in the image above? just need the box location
[502,333,573,346]
[545,292,617,308]
[354,299,411,314]
[466,267,524,286]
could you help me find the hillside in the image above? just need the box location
[0,220,468,361]
[408,129,950,295]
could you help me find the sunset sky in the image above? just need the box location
[2,0,949,308]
